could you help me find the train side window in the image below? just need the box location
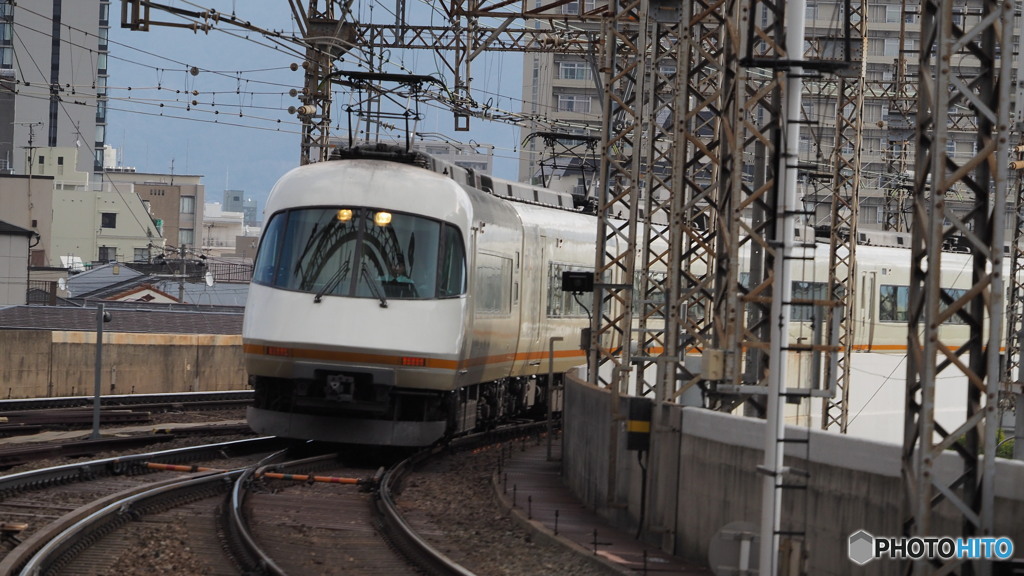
[475,252,512,314]
[879,284,909,322]
[547,262,594,317]
[632,271,666,317]
[939,288,968,325]
[789,281,844,322]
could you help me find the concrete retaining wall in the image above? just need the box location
[0,329,245,398]
[562,368,1024,575]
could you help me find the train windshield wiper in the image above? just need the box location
[361,264,389,308]
[313,260,351,303]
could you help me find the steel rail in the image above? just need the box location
[15,470,242,576]
[220,449,296,576]
[0,437,282,499]
[376,422,549,576]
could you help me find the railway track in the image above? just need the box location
[0,423,563,575]
[0,437,287,574]
[0,391,252,440]
[0,391,253,414]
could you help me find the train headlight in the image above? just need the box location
[374,211,392,226]
[337,208,353,222]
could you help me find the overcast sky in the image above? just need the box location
[107,0,525,215]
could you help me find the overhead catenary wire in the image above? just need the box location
[7,0,589,163]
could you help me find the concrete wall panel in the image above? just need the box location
[0,330,245,398]
[562,370,1024,575]
[563,369,612,509]
[0,331,51,397]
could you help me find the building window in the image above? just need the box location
[558,61,591,80]
[883,37,899,57]
[134,247,149,261]
[179,228,194,247]
[101,212,117,228]
[557,94,592,114]
[98,246,116,262]
[181,195,196,214]
[561,0,596,13]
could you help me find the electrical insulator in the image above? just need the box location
[1009,160,1024,170]
[295,105,317,116]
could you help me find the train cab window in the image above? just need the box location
[439,224,467,297]
[252,207,467,301]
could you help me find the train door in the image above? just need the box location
[512,231,544,377]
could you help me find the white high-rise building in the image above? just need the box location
[0,0,110,175]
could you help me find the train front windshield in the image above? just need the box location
[253,207,467,300]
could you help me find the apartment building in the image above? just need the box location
[0,0,110,174]
[518,0,1012,232]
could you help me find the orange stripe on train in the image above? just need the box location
[243,344,586,371]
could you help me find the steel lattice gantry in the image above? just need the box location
[882,0,918,233]
[903,0,1013,572]
[1004,29,1024,462]
[1008,149,1024,460]
[587,0,712,401]
[820,1,867,433]
[708,0,782,410]
[294,1,353,164]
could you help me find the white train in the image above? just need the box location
[243,144,597,446]
[242,143,991,446]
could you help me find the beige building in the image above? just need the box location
[6,146,162,267]
[0,174,55,266]
[103,170,205,254]
[0,221,33,305]
[23,146,91,190]
[50,186,161,266]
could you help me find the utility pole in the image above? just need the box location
[15,121,43,177]
[178,244,186,303]
[15,122,43,243]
